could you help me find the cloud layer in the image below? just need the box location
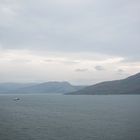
[0,0,140,58]
[0,0,140,84]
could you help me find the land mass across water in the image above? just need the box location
[0,72,140,95]
[66,72,140,95]
[0,81,85,94]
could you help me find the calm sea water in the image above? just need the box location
[0,94,140,140]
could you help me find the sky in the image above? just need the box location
[0,0,140,85]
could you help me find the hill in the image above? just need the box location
[66,73,140,95]
[0,82,85,94]
[0,83,36,93]
[14,81,85,94]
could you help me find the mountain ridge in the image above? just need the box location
[66,73,140,95]
[0,81,85,94]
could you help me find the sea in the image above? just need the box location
[0,94,140,140]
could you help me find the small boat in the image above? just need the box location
[13,98,20,101]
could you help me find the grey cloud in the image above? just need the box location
[44,59,79,65]
[94,66,105,71]
[44,59,55,62]
[118,69,124,73]
[62,61,80,65]
[116,69,130,77]
[117,69,125,75]
[75,68,88,72]
[0,0,140,61]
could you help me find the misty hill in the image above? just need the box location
[66,73,140,95]
[0,82,85,94]
[0,83,36,93]
[14,81,85,94]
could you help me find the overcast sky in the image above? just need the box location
[0,0,140,84]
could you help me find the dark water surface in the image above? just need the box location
[0,94,140,140]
